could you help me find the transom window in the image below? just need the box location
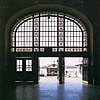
[11,12,87,52]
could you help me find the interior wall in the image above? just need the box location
[0,0,100,85]
[94,1,100,85]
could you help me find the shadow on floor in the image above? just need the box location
[1,77,100,100]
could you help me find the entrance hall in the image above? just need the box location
[6,10,90,84]
[1,2,100,100]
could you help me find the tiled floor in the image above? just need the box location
[1,76,100,100]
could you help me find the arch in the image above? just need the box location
[5,4,93,60]
[5,4,93,84]
[11,12,87,53]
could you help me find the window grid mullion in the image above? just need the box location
[33,14,34,49]
[39,13,40,49]
[48,15,49,47]
[51,16,52,46]
[57,12,59,51]
[70,21,71,47]
[45,16,47,47]
[82,31,84,52]
[73,19,74,48]
[15,31,17,52]
[64,14,65,51]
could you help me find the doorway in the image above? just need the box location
[38,57,59,84]
[64,57,88,83]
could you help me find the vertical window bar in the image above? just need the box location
[45,16,46,47]
[51,16,52,46]
[54,16,55,47]
[69,21,71,49]
[20,27,22,46]
[26,21,28,47]
[15,30,17,52]
[64,14,65,52]
[48,14,49,47]
[33,14,34,50]
[24,23,26,47]
[82,31,84,52]
[87,31,88,52]
[39,13,40,50]
[73,19,74,49]
[57,12,59,51]
[67,20,68,46]
[76,25,77,48]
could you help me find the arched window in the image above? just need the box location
[11,12,87,52]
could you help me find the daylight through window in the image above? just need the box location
[11,12,87,52]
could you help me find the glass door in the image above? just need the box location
[15,58,34,82]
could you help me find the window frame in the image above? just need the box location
[11,12,88,53]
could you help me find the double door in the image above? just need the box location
[15,58,34,81]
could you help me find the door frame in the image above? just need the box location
[15,57,34,82]
[36,55,89,84]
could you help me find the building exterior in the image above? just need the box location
[40,64,58,76]
[47,64,58,76]
[65,66,81,77]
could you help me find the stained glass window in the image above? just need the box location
[11,12,88,53]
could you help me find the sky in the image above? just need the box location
[39,57,83,67]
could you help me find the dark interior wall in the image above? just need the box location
[94,1,100,85]
[0,0,100,85]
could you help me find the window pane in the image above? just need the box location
[26,60,32,71]
[16,60,22,71]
